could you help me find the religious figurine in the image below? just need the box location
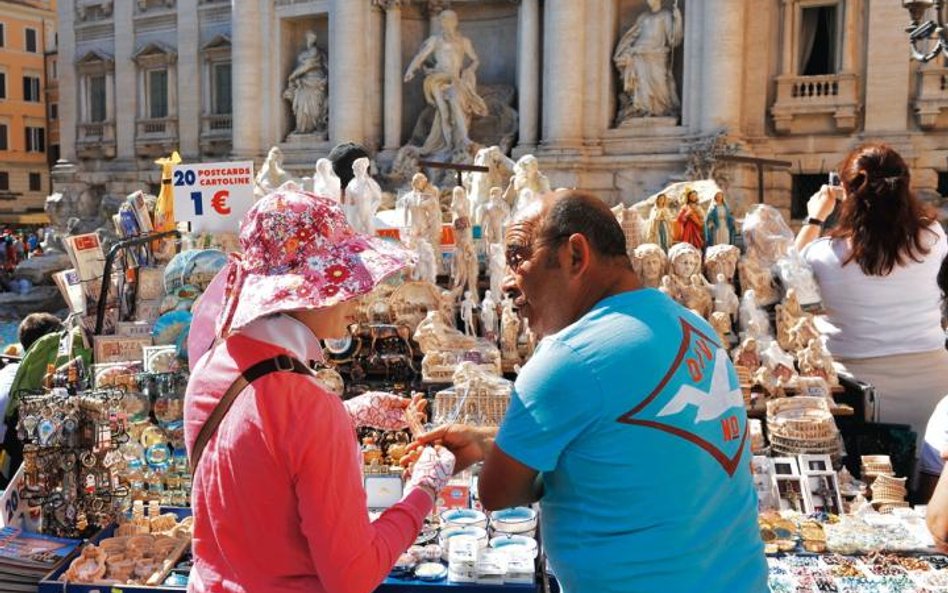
[704,191,736,247]
[460,291,476,336]
[480,290,498,340]
[612,0,683,123]
[732,336,761,370]
[412,238,438,285]
[255,146,291,198]
[312,158,341,201]
[403,9,487,155]
[477,187,510,248]
[774,251,823,310]
[346,157,382,235]
[645,193,675,252]
[712,273,740,322]
[505,155,551,215]
[283,30,328,136]
[760,341,798,386]
[450,186,474,248]
[488,243,506,300]
[681,274,713,318]
[468,146,516,217]
[453,241,479,305]
[612,203,645,256]
[798,338,838,388]
[752,366,783,399]
[739,289,773,344]
[788,315,821,355]
[775,288,810,352]
[676,189,705,250]
[632,243,667,289]
[704,244,740,284]
[738,252,780,306]
[709,311,735,348]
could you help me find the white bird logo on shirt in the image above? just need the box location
[657,348,744,423]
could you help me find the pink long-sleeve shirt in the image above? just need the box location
[184,314,431,593]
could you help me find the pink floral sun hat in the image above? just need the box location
[217,187,412,336]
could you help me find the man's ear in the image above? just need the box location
[566,234,591,275]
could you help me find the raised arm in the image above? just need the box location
[404,36,437,82]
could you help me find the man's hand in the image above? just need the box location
[406,424,497,473]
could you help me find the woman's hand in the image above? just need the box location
[343,391,426,431]
[807,185,841,221]
[404,446,456,502]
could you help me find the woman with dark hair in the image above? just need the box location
[795,142,948,448]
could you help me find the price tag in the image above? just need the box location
[172,161,254,233]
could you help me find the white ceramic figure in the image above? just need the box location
[468,146,515,217]
[480,290,498,339]
[738,252,780,307]
[460,291,476,336]
[666,241,702,303]
[477,187,511,248]
[414,310,475,353]
[453,240,479,305]
[611,204,645,255]
[774,251,823,310]
[312,158,341,201]
[682,274,713,319]
[412,238,438,285]
[612,0,683,121]
[775,288,809,352]
[500,294,520,363]
[403,9,487,155]
[739,289,773,343]
[255,146,291,198]
[404,173,438,240]
[283,30,328,135]
[704,244,740,284]
[760,341,798,385]
[713,273,740,322]
[632,243,667,289]
[345,157,382,235]
[798,338,838,388]
[451,186,474,248]
[488,243,506,299]
[505,155,551,215]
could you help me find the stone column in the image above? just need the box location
[542,0,585,148]
[841,0,860,73]
[59,0,77,162]
[177,0,200,159]
[330,0,367,144]
[113,0,136,159]
[864,1,910,132]
[699,0,746,133]
[516,0,540,151]
[780,0,794,75]
[379,0,403,151]
[231,0,263,158]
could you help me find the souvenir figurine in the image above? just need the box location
[312,158,341,201]
[752,365,783,399]
[476,187,511,247]
[500,294,520,366]
[460,291,476,336]
[412,238,438,285]
[682,274,713,319]
[645,193,675,252]
[413,310,475,353]
[704,191,736,247]
[732,336,761,370]
[738,252,780,306]
[664,242,702,302]
[505,155,551,215]
[709,311,735,348]
[798,339,839,388]
[760,341,798,386]
[345,157,382,235]
[742,204,794,267]
[788,315,821,355]
[612,204,644,256]
[775,288,810,352]
[676,189,705,250]
[480,290,499,340]
[255,146,292,198]
[712,273,740,322]
[451,186,474,248]
[404,173,440,243]
[452,241,479,305]
[488,243,506,300]
[704,244,740,284]
[774,251,823,311]
[632,243,667,289]
[739,289,773,344]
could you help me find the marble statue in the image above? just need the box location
[704,191,736,247]
[704,244,740,284]
[453,240,479,305]
[481,289,498,339]
[645,193,675,252]
[283,30,328,136]
[774,252,823,310]
[403,9,488,155]
[505,155,551,214]
[488,243,506,300]
[255,146,291,198]
[798,338,838,388]
[451,186,474,248]
[312,158,341,201]
[612,203,645,256]
[612,0,683,123]
[404,173,442,246]
[738,252,780,306]
[346,157,382,235]
[412,238,438,285]
[632,243,667,289]
[468,145,515,218]
[476,187,510,247]
[712,273,740,322]
[461,290,476,336]
[676,188,705,250]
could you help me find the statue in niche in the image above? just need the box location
[404,9,488,156]
[613,0,683,124]
[283,30,328,137]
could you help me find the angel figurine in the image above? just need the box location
[676,189,705,250]
[646,193,675,252]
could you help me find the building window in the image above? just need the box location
[22,76,40,102]
[800,5,839,76]
[0,173,8,191]
[147,69,169,119]
[49,144,59,163]
[791,174,827,220]
[89,75,106,122]
[25,127,44,152]
[212,62,232,115]
[28,173,40,192]
[0,24,6,48]
[0,73,5,100]
[50,59,57,80]
[0,124,7,151]
[24,27,36,53]
[49,103,57,120]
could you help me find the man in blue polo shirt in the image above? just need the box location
[417,190,767,593]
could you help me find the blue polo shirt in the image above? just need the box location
[495,289,767,593]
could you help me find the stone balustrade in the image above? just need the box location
[76,121,116,159]
[771,72,860,134]
[135,118,179,157]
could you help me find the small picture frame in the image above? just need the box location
[799,454,833,474]
[775,475,812,513]
[751,456,779,512]
[772,457,800,476]
[364,474,404,510]
[804,471,844,516]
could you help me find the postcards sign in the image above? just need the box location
[172,161,255,233]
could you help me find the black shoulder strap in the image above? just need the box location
[190,354,312,475]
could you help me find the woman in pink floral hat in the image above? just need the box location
[184,187,456,593]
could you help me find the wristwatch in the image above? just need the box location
[804,216,824,227]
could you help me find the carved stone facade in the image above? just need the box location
[55,0,948,218]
